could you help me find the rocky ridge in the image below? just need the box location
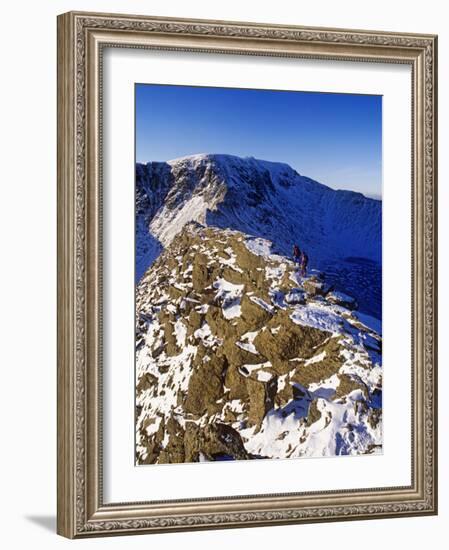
[136,154,382,318]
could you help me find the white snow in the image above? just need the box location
[213,278,244,319]
[222,303,241,320]
[244,237,273,257]
[328,290,354,303]
[236,331,259,354]
[193,323,221,347]
[150,195,209,247]
[290,303,344,334]
[256,371,273,382]
[285,288,306,305]
[304,350,327,366]
[173,319,187,347]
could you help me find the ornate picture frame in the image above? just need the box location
[57,11,437,538]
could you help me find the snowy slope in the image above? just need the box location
[136,154,382,317]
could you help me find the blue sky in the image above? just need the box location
[135,84,382,197]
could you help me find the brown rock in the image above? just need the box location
[192,253,212,291]
[254,320,325,363]
[246,376,278,429]
[290,338,345,387]
[333,373,368,401]
[238,294,272,331]
[303,275,331,297]
[200,423,250,461]
[222,336,266,366]
[186,309,204,335]
[158,415,186,463]
[224,363,249,402]
[206,305,237,340]
[184,355,227,416]
[136,372,158,394]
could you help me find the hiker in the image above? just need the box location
[292,244,301,264]
[300,250,309,277]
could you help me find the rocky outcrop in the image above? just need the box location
[136,224,382,464]
[326,290,358,310]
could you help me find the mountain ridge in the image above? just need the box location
[136,223,382,464]
[136,153,382,318]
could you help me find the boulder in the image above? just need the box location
[184,355,227,416]
[192,253,212,291]
[290,338,345,387]
[184,422,250,461]
[157,415,186,463]
[205,305,235,339]
[238,294,273,331]
[246,376,278,429]
[254,318,326,363]
[160,317,179,356]
[186,309,204,335]
[274,379,294,408]
[136,372,158,394]
[303,275,332,297]
[326,291,358,310]
[224,363,249,401]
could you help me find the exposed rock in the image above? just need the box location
[186,310,204,335]
[254,313,326,362]
[136,372,158,394]
[303,275,332,297]
[305,399,322,427]
[160,316,179,356]
[185,422,250,461]
[158,416,186,463]
[205,423,250,460]
[136,224,383,464]
[333,373,368,401]
[290,338,344,387]
[205,305,235,339]
[326,291,358,310]
[184,355,227,416]
[192,253,212,290]
[224,363,250,402]
[238,294,273,331]
[246,376,278,429]
[274,380,294,408]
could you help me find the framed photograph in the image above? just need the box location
[57,11,438,538]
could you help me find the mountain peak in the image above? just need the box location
[165,153,302,179]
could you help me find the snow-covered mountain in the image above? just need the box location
[136,224,382,464]
[136,154,382,318]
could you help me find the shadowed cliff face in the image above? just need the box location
[136,154,382,317]
[136,224,382,465]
